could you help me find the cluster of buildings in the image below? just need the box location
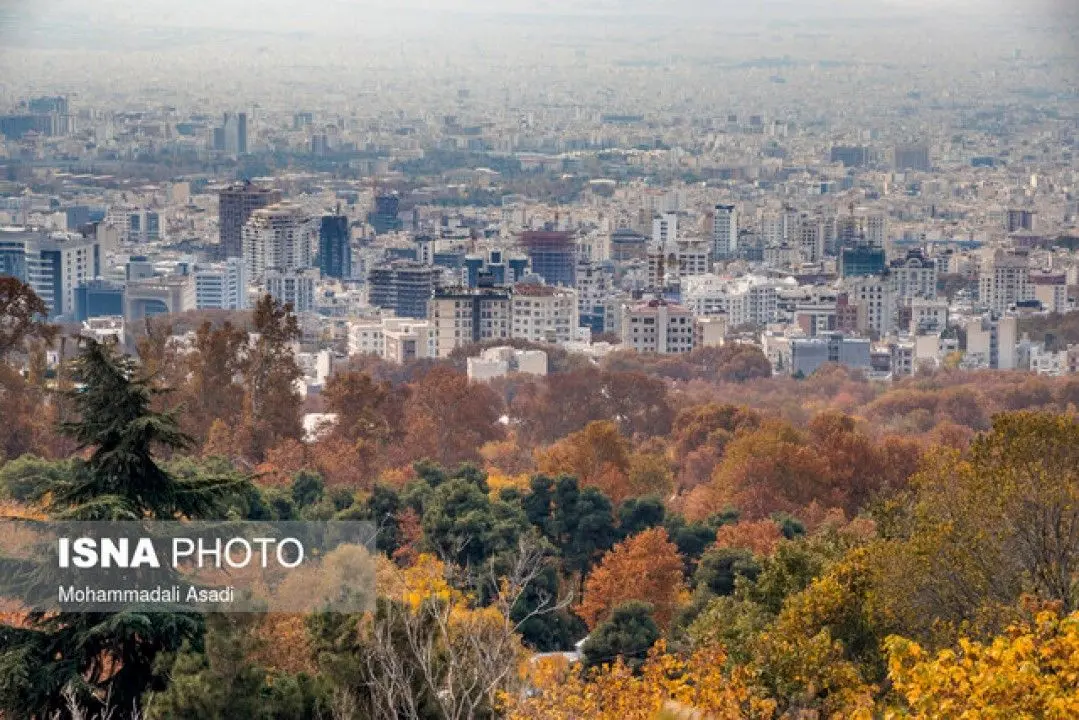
[1,71,1077,384]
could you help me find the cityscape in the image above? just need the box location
[1,1,1079,718]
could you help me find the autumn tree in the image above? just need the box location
[0,339,248,717]
[577,527,686,631]
[536,421,632,502]
[319,369,407,478]
[182,320,248,444]
[506,641,777,720]
[403,366,504,467]
[686,420,828,521]
[885,607,1079,719]
[0,277,54,361]
[871,411,1079,642]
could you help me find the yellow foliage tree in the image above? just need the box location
[504,641,778,720]
[884,608,1079,719]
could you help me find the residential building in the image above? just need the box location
[263,267,319,313]
[889,249,939,300]
[1031,271,1068,313]
[790,334,872,376]
[467,346,548,382]
[193,258,249,310]
[711,204,738,259]
[428,287,512,357]
[511,284,579,344]
[620,298,695,354]
[845,275,896,337]
[965,314,1019,370]
[979,250,1032,313]
[242,202,313,281]
[367,261,440,319]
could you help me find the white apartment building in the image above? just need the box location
[908,297,949,332]
[511,284,579,344]
[348,316,437,360]
[865,215,887,246]
[682,274,781,326]
[193,257,249,310]
[242,202,314,281]
[263,267,319,313]
[965,314,1018,370]
[890,250,938,300]
[621,299,695,354]
[978,250,1032,313]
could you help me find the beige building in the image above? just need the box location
[510,284,579,344]
[621,299,695,354]
[978,250,1032,313]
[428,287,511,358]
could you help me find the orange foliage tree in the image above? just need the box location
[535,420,632,503]
[577,527,686,631]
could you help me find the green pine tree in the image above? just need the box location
[0,338,250,718]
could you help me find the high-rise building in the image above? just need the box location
[221,112,247,155]
[218,182,282,259]
[651,212,678,245]
[797,217,824,264]
[368,194,403,234]
[264,267,319,313]
[367,261,440,318]
[844,274,896,337]
[11,231,101,319]
[889,249,938,300]
[519,230,576,287]
[193,258,250,310]
[711,204,738,259]
[318,214,351,279]
[840,245,886,277]
[428,286,512,357]
[241,202,313,281]
[830,146,870,167]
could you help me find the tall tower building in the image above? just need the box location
[711,204,738,260]
[223,112,248,155]
[519,230,577,287]
[318,214,351,279]
[242,202,313,281]
[218,182,282,259]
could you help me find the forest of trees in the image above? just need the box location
[0,275,1077,718]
